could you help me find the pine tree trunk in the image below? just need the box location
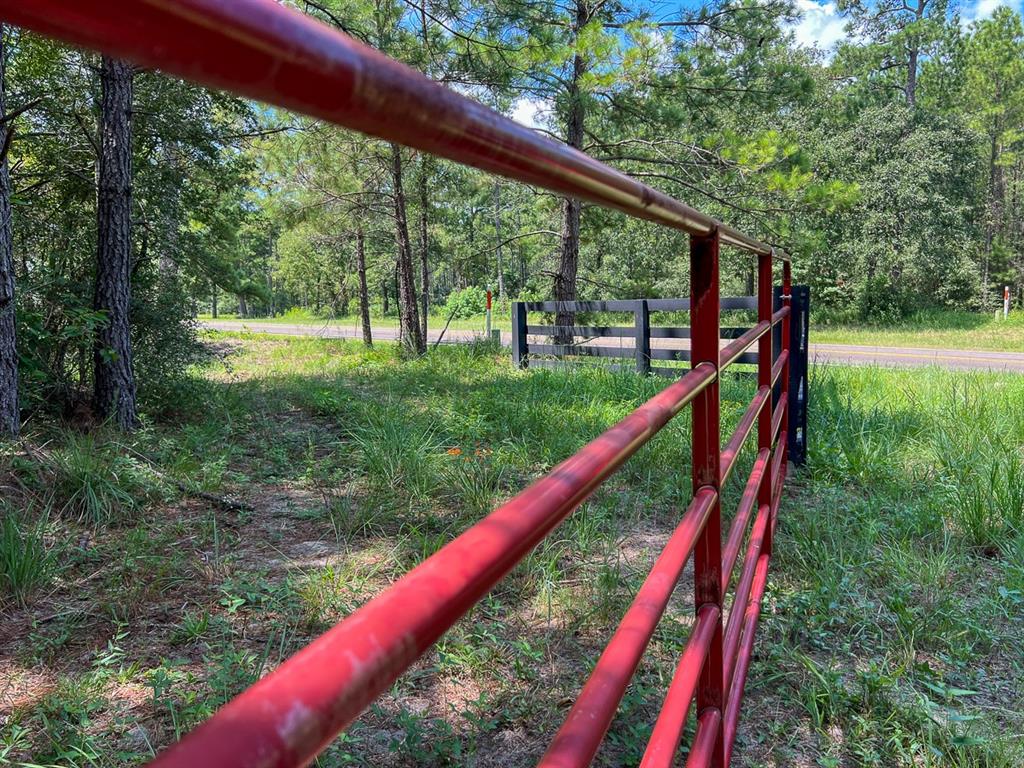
[93,56,137,431]
[0,27,18,437]
[382,279,389,315]
[211,285,218,318]
[238,293,248,318]
[357,226,372,346]
[553,2,589,345]
[905,45,918,107]
[418,160,430,341]
[390,143,425,354]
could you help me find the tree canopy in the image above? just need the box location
[2,0,1024,427]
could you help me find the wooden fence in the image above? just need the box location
[511,289,810,464]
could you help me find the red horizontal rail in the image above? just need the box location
[720,386,770,484]
[772,437,788,508]
[686,708,724,768]
[772,305,791,325]
[0,1,788,261]
[722,552,771,766]
[639,604,721,768]
[722,504,770,690]
[539,487,717,768]
[721,449,770,594]
[770,398,786,445]
[719,321,770,370]
[142,363,716,768]
[771,349,789,387]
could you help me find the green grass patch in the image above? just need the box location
[0,337,1021,767]
[813,308,1024,352]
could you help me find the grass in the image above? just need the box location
[0,510,55,607]
[812,308,1024,353]
[0,334,1021,766]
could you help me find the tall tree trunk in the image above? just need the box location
[238,293,248,318]
[382,279,389,315]
[553,1,590,345]
[905,45,919,107]
[418,160,430,341]
[495,182,506,299]
[357,226,372,346]
[93,56,137,431]
[390,143,424,353]
[0,27,17,437]
[211,285,218,318]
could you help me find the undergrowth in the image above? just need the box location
[0,336,1021,767]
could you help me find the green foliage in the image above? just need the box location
[47,434,164,525]
[0,509,56,606]
[440,286,489,319]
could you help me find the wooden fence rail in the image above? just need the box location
[512,291,810,465]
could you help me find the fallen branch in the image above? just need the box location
[431,309,459,350]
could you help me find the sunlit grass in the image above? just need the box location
[1,337,1021,767]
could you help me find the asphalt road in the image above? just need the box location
[201,320,1024,373]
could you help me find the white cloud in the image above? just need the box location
[961,0,1022,27]
[510,97,546,130]
[787,0,849,54]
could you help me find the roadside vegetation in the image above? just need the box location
[1,335,1021,767]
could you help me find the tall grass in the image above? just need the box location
[0,509,55,606]
[47,433,163,525]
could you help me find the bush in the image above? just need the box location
[441,286,488,319]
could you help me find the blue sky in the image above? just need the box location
[788,0,1024,52]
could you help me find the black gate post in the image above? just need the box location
[635,299,651,374]
[774,285,809,465]
[512,301,529,368]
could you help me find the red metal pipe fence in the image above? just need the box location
[0,2,795,766]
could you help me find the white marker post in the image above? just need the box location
[1005,285,1010,319]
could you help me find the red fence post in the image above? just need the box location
[781,260,792,468]
[690,229,724,768]
[758,250,774,554]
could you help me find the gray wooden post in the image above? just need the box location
[511,301,528,368]
[634,299,651,374]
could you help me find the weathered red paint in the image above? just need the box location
[722,552,771,766]
[721,449,770,594]
[719,320,770,370]
[687,708,725,768]
[720,386,770,484]
[722,504,770,691]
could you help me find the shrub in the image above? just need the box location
[441,286,488,319]
[0,510,56,606]
[47,433,164,525]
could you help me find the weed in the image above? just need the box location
[351,406,443,499]
[47,432,163,525]
[0,508,56,605]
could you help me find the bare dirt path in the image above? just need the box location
[201,320,1024,372]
